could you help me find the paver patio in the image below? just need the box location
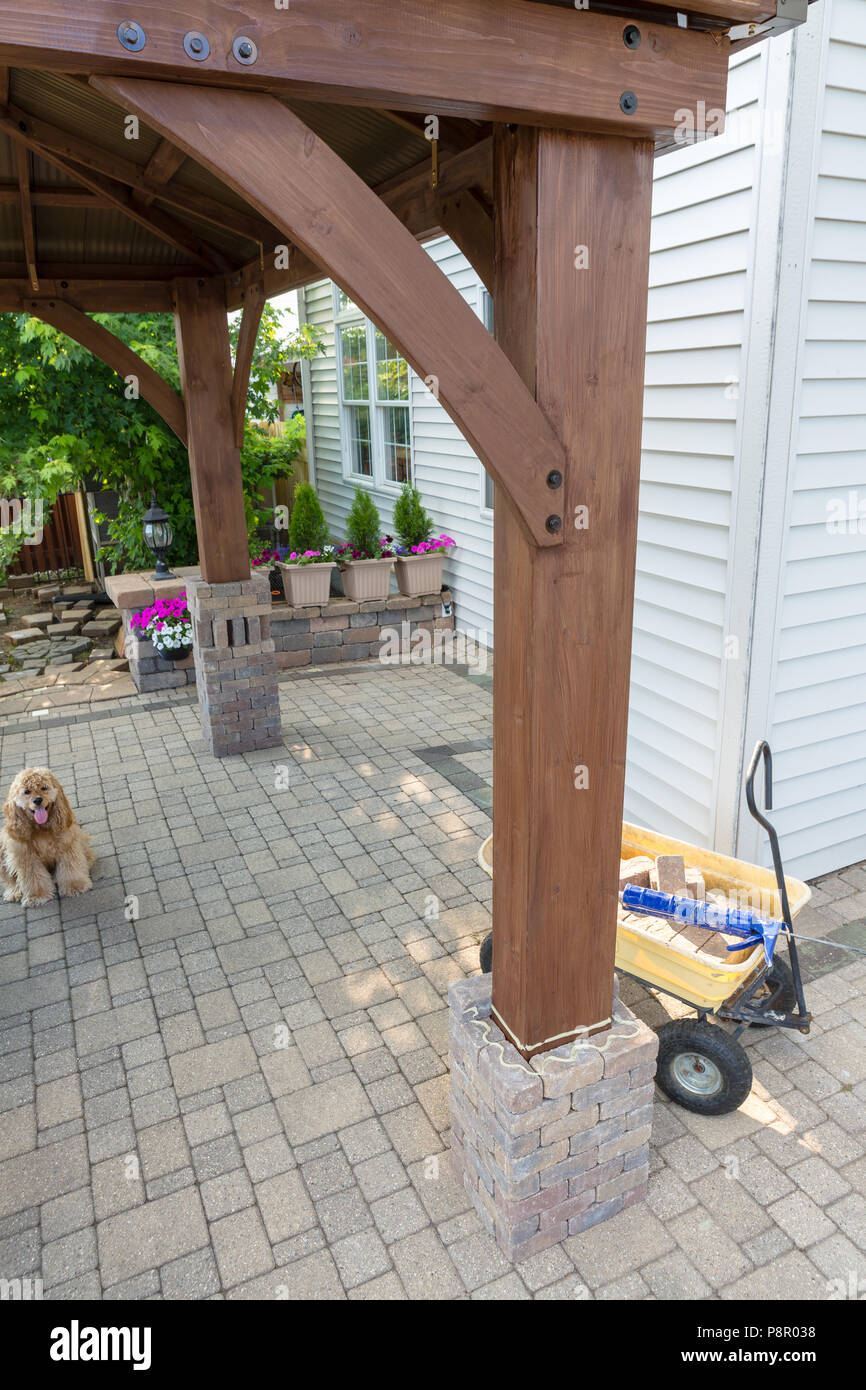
[0,661,864,1300]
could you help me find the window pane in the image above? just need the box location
[375,331,409,401]
[483,470,494,510]
[337,288,359,315]
[383,406,411,484]
[347,405,372,476]
[340,325,368,401]
[481,289,494,334]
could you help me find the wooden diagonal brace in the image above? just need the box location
[92,76,568,549]
[27,297,188,445]
[231,279,265,448]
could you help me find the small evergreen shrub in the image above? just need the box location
[288,482,331,554]
[393,484,434,549]
[344,486,383,558]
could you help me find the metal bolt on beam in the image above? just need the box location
[117,20,146,52]
[183,31,210,61]
[232,36,258,65]
[620,91,638,114]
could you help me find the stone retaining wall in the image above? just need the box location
[271,591,453,670]
[107,570,454,693]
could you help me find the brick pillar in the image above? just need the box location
[187,573,281,757]
[449,975,657,1263]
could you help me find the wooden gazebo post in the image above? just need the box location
[0,0,802,1260]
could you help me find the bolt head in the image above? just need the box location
[546,470,563,490]
[623,25,641,49]
[546,515,563,534]
[620,91,638,115]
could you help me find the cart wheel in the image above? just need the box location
[753,955,798,1017]
[656,1019,752,1116]
[479,932,493,975]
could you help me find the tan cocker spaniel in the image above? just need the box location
[1,767,95,906]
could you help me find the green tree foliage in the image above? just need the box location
[0,304,324,577]
[393,483,433,548]
[288,481,331,553]
[345,486,382,557]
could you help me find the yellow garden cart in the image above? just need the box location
[477,741,812,1115]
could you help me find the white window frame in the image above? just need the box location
[478,286,495,518]
[334,286,414,494]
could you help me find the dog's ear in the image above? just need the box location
[3,792,31,841]
[50,780,74,833]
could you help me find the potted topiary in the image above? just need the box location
[337,487,395,602]
[392,483,456,596]
[278,482,335,606]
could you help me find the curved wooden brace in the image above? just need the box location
[231,279,265,449]
[26,297,188,445]
[91,76,567,548]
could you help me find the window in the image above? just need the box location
[335,288,412,488]
[480,288,495,513]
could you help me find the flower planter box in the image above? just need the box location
[394,553,444,598]
[278,561,335,607]
[340,557,393,602]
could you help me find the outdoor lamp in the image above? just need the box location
[142,491,175,581]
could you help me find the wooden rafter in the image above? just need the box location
[375,138,493,241]
[29,298,187,444]
[435,190,493,290]
[14,142,37,291]
[0,185,110,207]
[55,154,229,274]
[0,0,731,136]
[96,77,568,550]
[0,102,278,246]
[142,137,186,191]
[230,279,265,448]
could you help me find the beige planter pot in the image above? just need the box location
[278,561,335,606]
[340,557,393,602]
[394,553,444,598]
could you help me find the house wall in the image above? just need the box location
[739,0,866,880]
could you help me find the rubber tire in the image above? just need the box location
[655,1019,753,1116]
[755,955,798,1017]
[479,932,493,975]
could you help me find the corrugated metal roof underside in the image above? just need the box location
[0,69,437,277]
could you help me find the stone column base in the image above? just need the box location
[187,574,281,757]
[449,975,658,1263]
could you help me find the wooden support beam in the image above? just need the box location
[231,280,265,448]
[491,127,653,1058]
[142,137,186,189]
[435,189,494,290]
[173,277,250,584]
[14,143,37,291]
[0,185,111,207]
[376,138,493,241]
[0,280,177,312]
[0,111,230,272]
[28,297,187,444]
[94,77,567,550]
[0,103,276,245]
[0,0,731,138]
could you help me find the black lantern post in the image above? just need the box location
[142,492,175,581]
[142,492,176,578]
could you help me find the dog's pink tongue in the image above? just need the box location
[33,807,48,825]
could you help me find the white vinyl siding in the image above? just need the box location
[625,46,765,846]
[757,0,866,880]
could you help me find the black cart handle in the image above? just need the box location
[745,740,792,929]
